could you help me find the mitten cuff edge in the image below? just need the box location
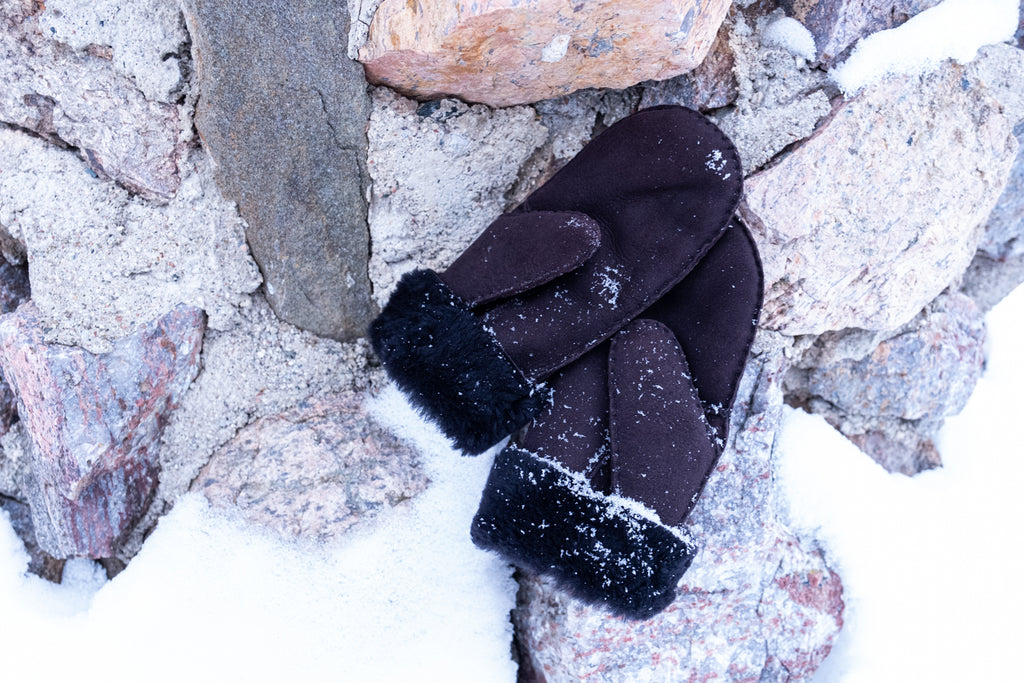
[369,269,547,455]
[471,445,697,620]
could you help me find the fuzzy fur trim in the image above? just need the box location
[369,269,549,455]
[471,446,697,620]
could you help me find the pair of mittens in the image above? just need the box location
[370,106,762,619]
[470,220,762,619]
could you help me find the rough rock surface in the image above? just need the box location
[0,1,184,200]
[786,292,985,475]
[713,11,833,174]
[0,127,261,353]
[640,11,739,113]
[515,351,843,681]
[38,0,188,103]
[0,255,29,435]
[359,0,733,107]
[366,89,547,303]
[742,59,1018,335]
[183,0,375,342]
[782,0,943,66]
[0,303,204,558]
[192,392,426,542]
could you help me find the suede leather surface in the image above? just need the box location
[450,106,743,382]
[508,217,762,521]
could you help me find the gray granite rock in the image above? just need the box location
[0,1,184,200]
[742,58,1018,335]
[782,0,943,66]
[192,391,426,542]
[0,302,204,558]
[786,292,985,475]
[183,0,375,342]
[366,89,547,303]
[515,350,843,682]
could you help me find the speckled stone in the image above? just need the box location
[359,0,732,107]
[0,303,204,558]
[192,392,428,542]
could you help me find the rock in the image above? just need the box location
[786,292,985,475]
[0,302,204,558]
[640,10,739,112]
[515,351,843,681]
[192,392,427,541]
[799,293,985,422]
[183,0,375,343]
[741,59,1019,336]
[781,0,943,66]
[0,254,29,435]
[714,11,833,174]
[0,5,184,200]
[0,127,261,353]
[0,495,66,583]
[978,126,1024,261]
[359,0,733,107]
[37,0,188,103]
[366,89,547,303]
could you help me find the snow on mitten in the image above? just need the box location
[470,219,763,619]
[370,106,742,454]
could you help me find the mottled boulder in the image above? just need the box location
[741,59,1018,336]
[359,0,733,107]
[0,303,204,558]
[781,0,943,66]
[787,292,985,475]
[192,392,427,541]
[0,4,184,200]
[515,352,843,681]
[183,0,375,342]
[366,89,547,303]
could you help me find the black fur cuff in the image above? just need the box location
[471,446,697,620]
[369,269,549,455]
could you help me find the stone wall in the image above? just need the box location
[0,0,1022,680]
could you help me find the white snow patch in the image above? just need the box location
[830,0,1019,96]
[763,16,817,61]
[777,282,1024,681]
[0,384,517,682]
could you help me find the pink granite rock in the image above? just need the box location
[0,303,204,558]
[359,0,732,107]
[741,60,1018,336]
[514,352,844,682]
[192,392,428,542]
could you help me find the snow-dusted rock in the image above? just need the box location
[785,0,943,66]
[0,255,29,435]
[0,127,261,353]
[515,351,843,681]
[0,303,204,558]
[786,292,985,475]
[192,392,427,542]
[359,0,732,107]
[742,59,1018,335]
[183,0,375,342]
[366,89,547,303]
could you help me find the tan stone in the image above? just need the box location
[359,0,732,107]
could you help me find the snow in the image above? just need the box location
[763,16,817,61]
[777,283,1024,682]
[830,0,1019,95]
[0,385,517,682]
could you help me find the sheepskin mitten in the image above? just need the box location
[370,106,742,454]
[471,219,763,619]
